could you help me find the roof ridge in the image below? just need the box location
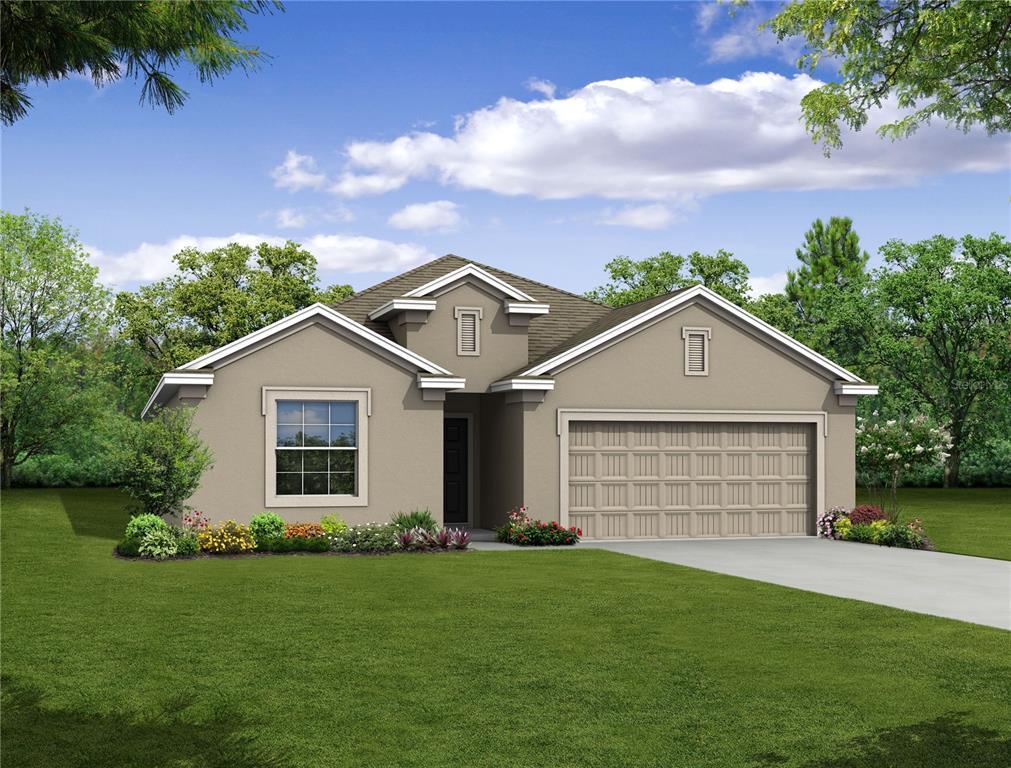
[332,254,463,308]
[463,256,610,308]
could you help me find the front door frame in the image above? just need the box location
[444,412,475,527]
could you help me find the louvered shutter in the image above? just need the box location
[456,309,480,355]
[687,333,705,372]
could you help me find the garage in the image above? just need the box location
[565,419,816,539]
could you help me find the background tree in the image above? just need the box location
[1,0,282,124]
[764,0,1011,151]
[115,240,353,389]
[786,216,869,322]
[0,210,111,488]
[854,233,1011,487]
[586,250,751,307]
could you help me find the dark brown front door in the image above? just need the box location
[444,418,468,525]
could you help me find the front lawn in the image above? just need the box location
[857,487,1011,561]
[3,488,1010,768]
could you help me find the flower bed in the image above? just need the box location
[115,512,470,560]
[817,504,932,550]
[496,507,580,546]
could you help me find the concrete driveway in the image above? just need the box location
[580,538,1011,630]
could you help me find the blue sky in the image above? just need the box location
[4,1,1009,295]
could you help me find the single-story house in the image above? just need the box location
[143,255,877,538]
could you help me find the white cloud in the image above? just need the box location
[599,203,676,230]
[87,232,433,287]
[388,200,463,231]
[326,72,1007,202]
[271,149,327,191]
[526,78,557,99]
[748,271,788,298]
[276,208,308,229]
[695,2,722,33]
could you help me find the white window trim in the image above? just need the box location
[454,306,483,356]
[264,388,369,508]
[682,326,711,376]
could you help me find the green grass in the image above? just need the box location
[3,489,1010,768]
[857,487,1011,561]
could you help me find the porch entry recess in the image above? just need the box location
[443,417,469,525]
[560,411,826,539]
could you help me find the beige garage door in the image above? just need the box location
[567,421,814,539]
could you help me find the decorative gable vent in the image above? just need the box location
[455,307,482,356]
[682,327,711,376]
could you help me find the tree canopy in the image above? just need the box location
[0,210,111,487]
[1,0,282,124]
[586,250,751,307]
[764,0,1011,150]
[115,240,353,380]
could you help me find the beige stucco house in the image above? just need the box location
[144,255,877,538]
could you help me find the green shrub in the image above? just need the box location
[249,512,286,544]
[116,537,141,557]
[258,536,330,553]
[328,523,397,553]
[119,406,213,516]
[171,527,200,557]
[835,516,853,539]
[847,523,877,543]
[124,513,168,543]
[320,514,348,535]
[138,528,178,560]
[391,509,437,533]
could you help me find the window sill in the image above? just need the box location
[265,494,368,508]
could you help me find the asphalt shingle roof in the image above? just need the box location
[333,255,613,364]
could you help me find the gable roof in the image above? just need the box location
[179,303,453,375]
[513,284,868,384]
[333,255,612,363]
[403,263,535,301]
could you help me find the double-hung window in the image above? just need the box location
[264,389,369,507]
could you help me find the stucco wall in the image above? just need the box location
[179,323,444,525]
[479,393,525,529]
[519,301,857,520]
[397,282,528,392]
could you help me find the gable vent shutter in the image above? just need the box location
[459,312,478,354]
[687,333,706,373]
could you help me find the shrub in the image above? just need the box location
[328,522,397,553]
[848,504,888,525]
[116,536,141,557]
[391,509,437,533]
[119,406,214,517]
[496,507,580,546]
[198,520,256,554]
[138,528,178,560]
[171,527,200,557]
[258,536,329,553]
[847,523,877,544]
[249,512,286,543]
[816,506,848,539]
[124,513,168,543]
[449,528,470,550]
[835,516,853,539]
[320,514,348,535]
[285,522,325,539]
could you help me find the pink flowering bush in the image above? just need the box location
[179,510,210,532]
[496,506,580,546]
[816,506,848,539]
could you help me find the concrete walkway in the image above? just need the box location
[472,534,1011,629]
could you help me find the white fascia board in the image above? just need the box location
[141,372,215,418]
[367,298,437,321]
[504,301,550,315]
[833,382,879,396]
[403,264,535,302]
[178,303,452,375]
[488,378,555,392]
[521,285,865,383]
[416,375,467,390]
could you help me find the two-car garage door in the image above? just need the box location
[567,421,814,539]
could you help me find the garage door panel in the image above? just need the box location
[568,421,814,539]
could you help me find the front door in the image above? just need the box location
[443,418,469,525]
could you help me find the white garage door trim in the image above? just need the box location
[557,409,827,533]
